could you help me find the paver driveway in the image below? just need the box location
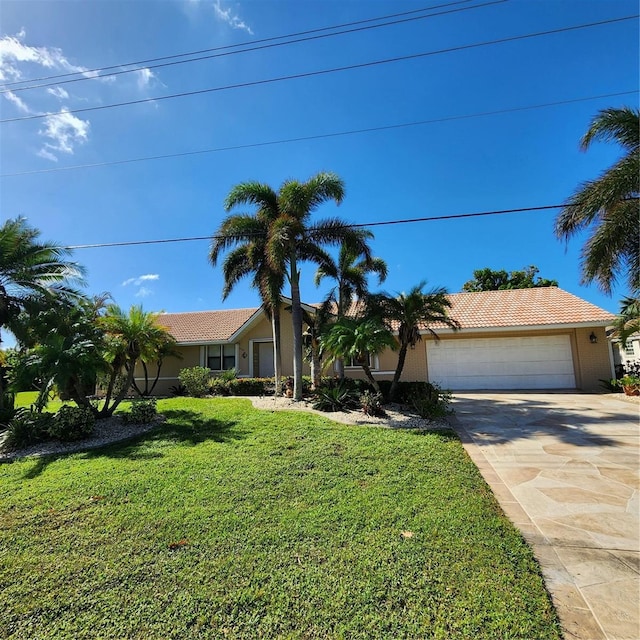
[449,392,639,640]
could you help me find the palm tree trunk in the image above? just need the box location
[148,359,163,396]
[103,357,136,417]
[272,309,283,395]
[361,363,381,394]
[389,342,408,401]
[310,336,321,390]
[289,252,304,401]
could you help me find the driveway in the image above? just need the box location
[449,392,639,640]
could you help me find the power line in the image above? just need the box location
[2,14,635,125]
[1,0,503,95]
[0,0,480,91]
[2,89,635,178]
[64,204,571,250]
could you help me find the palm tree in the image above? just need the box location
[0,216,85,410]
[367,282,460,401]
[217,172,370,400]
[314,235,387,378]
[97,304,174,417]
[555,107,639,294]
[611,295,640,348]
[320,317,396,394]
[210,184,286,394]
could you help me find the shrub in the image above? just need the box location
[178,367,212,398]
[408,383,452,420]
[48,405,95,442]
[4,409,53,449]
[360,390,386,417]
[0,391,16,426]
[226,378,269,396]
[169,383,188,397]
[313,382,360,412]
[125,398,157,424]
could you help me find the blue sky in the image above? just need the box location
[1,0,638,334]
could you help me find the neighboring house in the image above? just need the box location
[610,332,640,371]
[137,288,615,395]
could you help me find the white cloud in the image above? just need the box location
[36,148,58,162]
[135,67,155,90]
[0,32,94,82]
[122,274,160,286]
[212,0,253,35]
[3,90,30,113]
[38,109,90,157]
[46,86,69,100]
[135,287,153,298]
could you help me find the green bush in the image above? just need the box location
[377,380,440,404]
[125,398,157,424]
[0,391,16,426]
[408,382,452,420]
[4,409,53,448]
[48,405,95,442]
[178,367,212,398]
[226,378,270,396]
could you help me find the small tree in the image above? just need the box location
[462,266,558,292]
[320,317,396,394]
[367,282,460,401]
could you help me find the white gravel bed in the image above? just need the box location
[0,415,164,462]
[244,395,449,430]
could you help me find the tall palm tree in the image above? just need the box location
[319,317,396,394]
[217,172,370,400]
[367,281,460,401]
[314,235,387,378]
[0,216,85,409]
[210,183,286,394]
[555,107,639,294]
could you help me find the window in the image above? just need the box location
[207,344,236,371]
[345,353,375,368]
[624,342,636,357]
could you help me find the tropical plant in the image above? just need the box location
[0,217,85,411]
[360,390,385,417]
[611,295,640,347]
[320,317,396,394]
[312,381,360,412]
[367,282,460,401]
[408,382,453,420]
[555,107,639,294]
[131,329,180,397]
[97,305,174,417]
[315,236,387,378]
[216,172,370,400]
[462,266,558,291]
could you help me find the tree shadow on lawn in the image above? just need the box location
[15,409,247,480]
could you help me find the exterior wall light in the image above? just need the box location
[589,332,598,344]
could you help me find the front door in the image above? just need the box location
[257,341,275,378]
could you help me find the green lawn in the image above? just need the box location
[0,398,561,639]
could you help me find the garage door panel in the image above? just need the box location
[426,335,575,390]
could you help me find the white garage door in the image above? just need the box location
[426,335,575,390]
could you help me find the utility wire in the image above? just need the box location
[2,14,635,125]
[1,0,503,94]
[0,0,480,91]
[64,204,572,250]
[2,89,635,178]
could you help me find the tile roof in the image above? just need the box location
[157,308,259,343]
[428,287,615,330]
[158,288,615,343]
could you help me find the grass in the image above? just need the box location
[0,398,561,639]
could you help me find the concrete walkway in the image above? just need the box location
[450,392,639,640]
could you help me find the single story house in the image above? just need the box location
[139,287,615,395]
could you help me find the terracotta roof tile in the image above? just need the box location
[429,287,615,330]
[158,308,259,343]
